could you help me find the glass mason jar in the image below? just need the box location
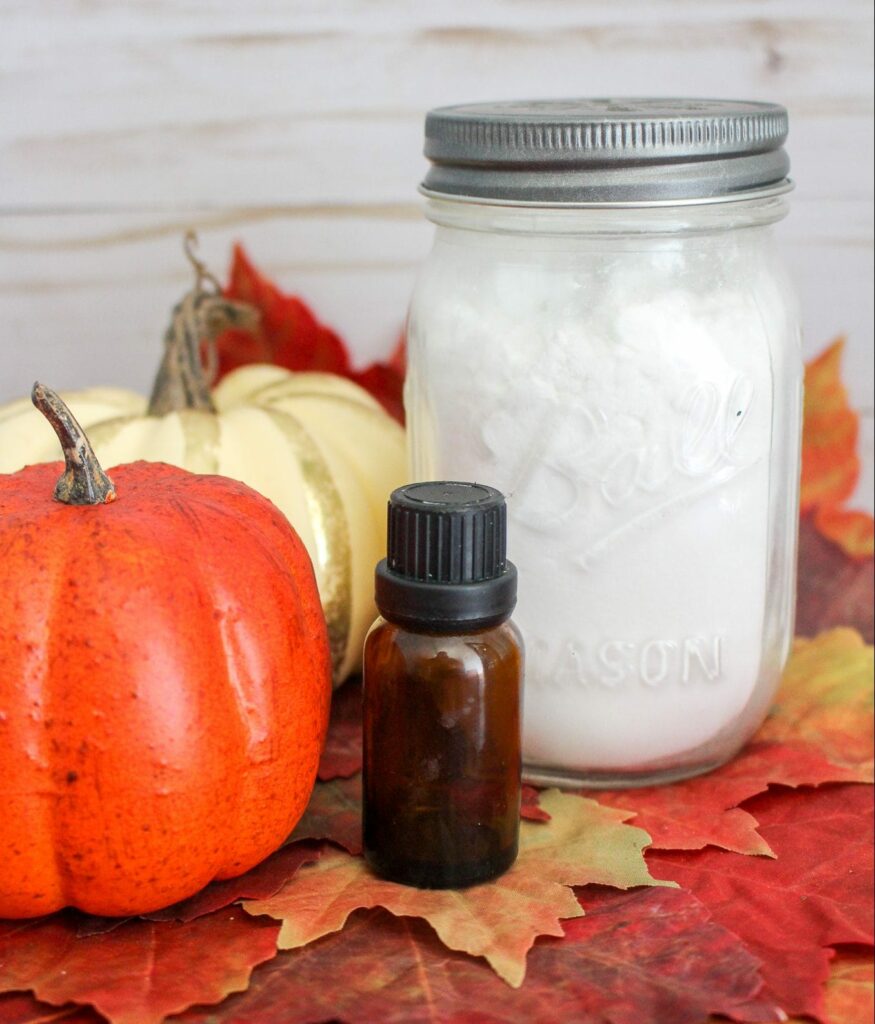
[406,100,803,787]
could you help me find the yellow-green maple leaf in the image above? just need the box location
[759,629,874,781]
[243,790,671,987]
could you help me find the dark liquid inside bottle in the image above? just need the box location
[363,618,522,888]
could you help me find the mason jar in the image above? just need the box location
[405,99,802,788]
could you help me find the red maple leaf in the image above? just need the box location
[142,842,321,924]
[818,947,875,1024]
[647,783,875,1021]
[797,516,874,644]
[577,628,873,856]
[174,889,779,1024]
[520,785,551,822]
[0,992,99,1023]
[289,774,363,855]
[317,678,363,782]
[215,245,405,422]
[0,908,281,1024]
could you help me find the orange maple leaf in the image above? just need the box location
[802,338,873,559]
[815,949,875,1024]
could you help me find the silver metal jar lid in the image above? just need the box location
[421,98,791,206]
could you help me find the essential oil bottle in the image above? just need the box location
[362,481,523,889]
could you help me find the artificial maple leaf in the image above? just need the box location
[143,842,321,924]
[520,785,550,821]
[754,948,875,1024]
[219,244,350,377]
[811,947,874,1024]
[801,339,874,560]
[797,516,874,643]
[178,888,779,1024]
[347,362,405,425]
[580,628,873,856]
[648,783,875,1021]
[801,339,860,512]
[0,908,281,1024]
[757,629,873,780]
[0,993,99,1023]
[68,845,322,937]
[359,335,405,423]
[582,769,774,858]
[289,773,363,855]
[244,789,669,988]
[215,245,405,422]
[317,677,363,781]
[813,507,875,563]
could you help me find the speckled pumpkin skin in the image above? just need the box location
[0,460,331,918]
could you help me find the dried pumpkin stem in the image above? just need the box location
[147,232,259,416]
[31,383,117,506]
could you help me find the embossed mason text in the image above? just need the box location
[538,635,724,690]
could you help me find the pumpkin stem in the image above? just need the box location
[31,383,117,506]
[147,232,259,416]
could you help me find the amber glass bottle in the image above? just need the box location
[363,482,523,889]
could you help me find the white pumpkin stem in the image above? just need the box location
[147,232,259,416]
[31,383,117,506]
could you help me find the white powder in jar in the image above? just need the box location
[408,234,780,773]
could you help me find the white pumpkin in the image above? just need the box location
[0,259,406,682]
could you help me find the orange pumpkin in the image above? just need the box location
[0,384,331,918]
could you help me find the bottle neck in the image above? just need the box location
[423,192,790,237]
[375,559,518,635]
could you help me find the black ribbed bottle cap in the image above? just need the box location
[375,482,517,632]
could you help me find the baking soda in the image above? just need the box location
[408,230,786,773]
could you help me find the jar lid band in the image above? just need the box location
[422,98,791,206]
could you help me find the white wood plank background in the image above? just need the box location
[1,0,872,507]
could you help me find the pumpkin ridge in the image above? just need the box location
[183,489,302,585]
[0,388,141,426]
[263,406,352,681]
[42,502,90,913]
[177,409,221,474]
[173,501,254,883]
[81,414,144,453]
[25,493,121,913]
[0,389,145,425]
[43,505,137,914]
[301,403,399,520]
[0,395,40,425]
[260,386,384,417]
[247,375,381,412]
[173,490,277,745]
